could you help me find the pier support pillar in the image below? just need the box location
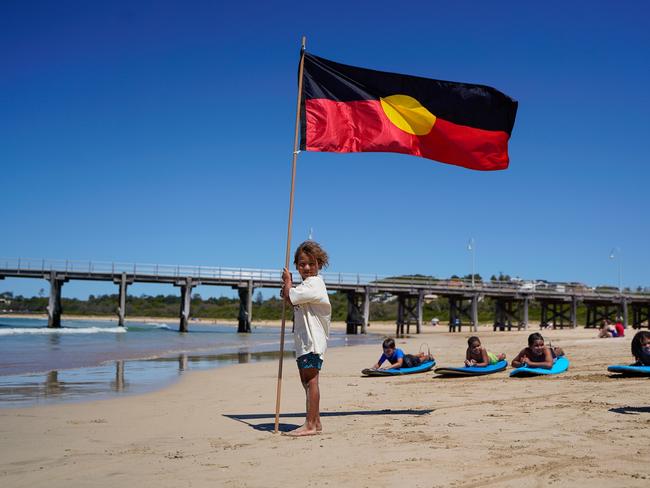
[571,297,578,328]
[113,361,125,392]
[178,278,194,333]
[46,272,65,328]
[584,301,620,328]
[346,290,365,334]
[45,371,61,394]
[396,293,419,337]
[471,294,479,332]
[114,272,132,327]
[523,297,530,330]
[493,299,526,331]
[396,295,405,337]
[178,354,188,371]
[631,303,650,329]
[539,300,572,329]
[417,290,424,334]
[494,299,511,331]
[449,298,461,332]
[362,287,370,334]
[237,281,253,333]
[448,296,473,332]
[622,298,628,329]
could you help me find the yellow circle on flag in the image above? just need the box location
[380,94,436,136]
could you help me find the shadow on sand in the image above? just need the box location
[607,373,650,379]
[224,408,434,432]
[609,405,650,415]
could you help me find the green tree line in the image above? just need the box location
[0,290,593,324]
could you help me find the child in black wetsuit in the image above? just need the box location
[512,332,564,369]
[631,331,650,366]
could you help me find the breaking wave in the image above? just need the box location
[0,326,128,336]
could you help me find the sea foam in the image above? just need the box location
[0,326,128,336]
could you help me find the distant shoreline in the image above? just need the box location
[0,312,252,326]
[0,312,401,333]
[0,312,548,333]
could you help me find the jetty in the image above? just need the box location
[1,258,648,335]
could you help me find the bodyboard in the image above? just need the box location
[362,360,435,377]
[509,356,569,377]
[434,360,507,376]
[607,364,650,376]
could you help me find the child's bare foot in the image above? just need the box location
[283,424,319,437]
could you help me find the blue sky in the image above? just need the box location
[2,0,649,299]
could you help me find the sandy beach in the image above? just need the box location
[1,324,649,487]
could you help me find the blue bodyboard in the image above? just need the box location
[509,356,569,377]
[607,364,650,376]
[362,360,436,377]
[434,360,507,376]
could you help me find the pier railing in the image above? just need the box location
[2,257,647,299]
[2,257,378,284]
[3,257,285,281]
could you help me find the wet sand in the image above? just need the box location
[1,325,649,487]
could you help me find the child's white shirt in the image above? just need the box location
[289,275,331,358]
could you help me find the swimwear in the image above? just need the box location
[526,348,553,363]
[636,349,650,366]
[378,348,404,367]
[402,354,422,368]
[297,352,323,370]
[487,352,499,364]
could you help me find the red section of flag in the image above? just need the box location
[305,99,510,171]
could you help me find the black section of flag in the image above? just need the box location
[303,53,518,135]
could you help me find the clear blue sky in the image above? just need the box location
[2,0,649,299]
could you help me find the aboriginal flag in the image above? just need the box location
[299,53,518,171]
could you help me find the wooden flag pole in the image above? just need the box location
[274,36,307,434]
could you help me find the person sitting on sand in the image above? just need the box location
[464,336,506,367]
[598,319,619,338]
[511,332,565,370]
[631,331,650,366]
[614,318,625,338]
[369,337,433,370]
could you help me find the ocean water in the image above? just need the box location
[0,317,377,408]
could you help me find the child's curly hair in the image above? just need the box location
[294,240,329,269]
[631,330,650,361]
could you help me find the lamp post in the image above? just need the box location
[609,247,622,293]
[467,238,475,287]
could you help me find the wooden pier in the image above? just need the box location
[1,258,649,334]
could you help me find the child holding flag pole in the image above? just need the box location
[274,35,516,434]
[272,35,308,434]
[281,241,331,436]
